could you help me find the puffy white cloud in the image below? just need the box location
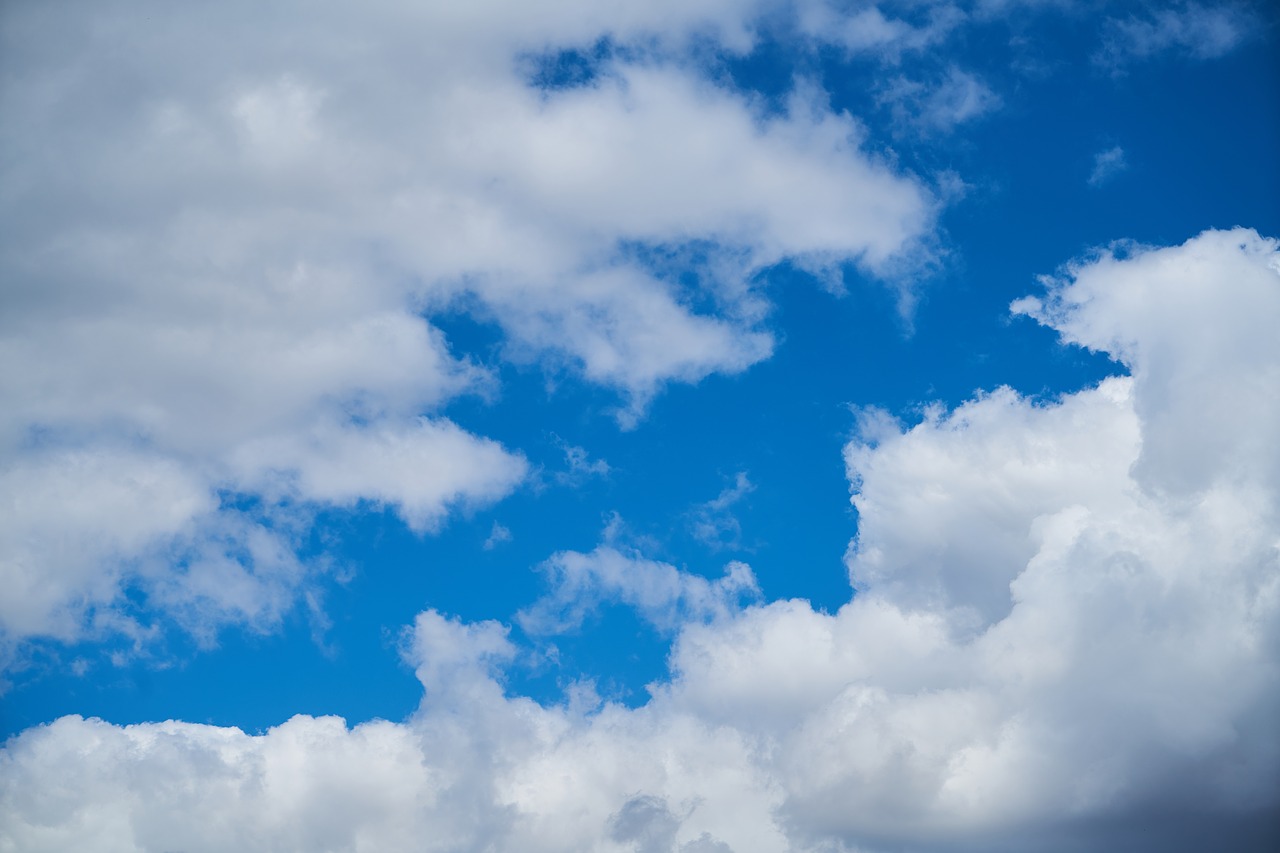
[0,0,935,646]
[844,377,1140,629]
[4,228,1277,850]
[1012,227,1280,494]
[228,418,528,534]
[0,450,213,643]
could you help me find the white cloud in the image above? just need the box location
[1011,227,1280,494]
[795,2,966,59]
[0,0,935,648]
[689,472,755,550]
[518,544,760,635]
[1096,2,1256,69]
[844,377,1140,630]
[484,522,514,551]
[880,66,1002,134]
[6,229,1275,850]
[555,441,611,486]
[0,450,213,643]
[1088,144,1127,186]
[228,419,528,534]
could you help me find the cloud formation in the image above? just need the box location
[4,229,1276,851]
[689,472,755,550]
[879,66,1002,134]
[518,544,760,635]
[1088,145,1127,186]
[1096,2,1256,69]
[0,0,936,651]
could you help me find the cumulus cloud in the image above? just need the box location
[0,0,935,649]
[4,228,1276,850]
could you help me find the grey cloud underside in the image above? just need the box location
[0,0,935,650]
[3,229,1277,851]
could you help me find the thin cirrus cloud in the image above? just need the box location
[2,228,1276,851]
[689,472,756,551]
[1095,1,1257,69]
[878,66,1002,134]
[0,1,935,651]
[1088,144,1128,186]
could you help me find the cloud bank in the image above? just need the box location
[4,229,1276,851]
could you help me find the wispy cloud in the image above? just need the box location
[553,440,611,487]
[482,521,513,551]
[1088,145,1128,187]
[880,66,1001,134]
[1096,2,1255,70]
[517,544,759,635]
[689,472,755,551]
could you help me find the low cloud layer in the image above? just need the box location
[4,229,1276,851]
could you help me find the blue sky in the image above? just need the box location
[2,2,1279,851]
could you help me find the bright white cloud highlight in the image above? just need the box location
[4,228,1276,850]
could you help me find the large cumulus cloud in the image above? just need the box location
[4,229,1276,851]
[0,0,936,651]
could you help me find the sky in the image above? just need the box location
[1,1,1278,851]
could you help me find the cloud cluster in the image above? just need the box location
[0,0,936,650]
[4,229,1276,851]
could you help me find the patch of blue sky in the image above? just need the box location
[521,39,616,93]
